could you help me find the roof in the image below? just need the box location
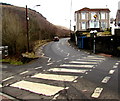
[75,7,110,13]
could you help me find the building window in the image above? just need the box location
[89,20,99,28]
[81,22,86,29]
[81,12,86,19]
[101,12,105,19]
[101,22,106,29]
[91,12,96,19]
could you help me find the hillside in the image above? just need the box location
[1,3,70,56]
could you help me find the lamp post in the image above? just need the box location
[25,5,40,52]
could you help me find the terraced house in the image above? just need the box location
[74,7,110,31]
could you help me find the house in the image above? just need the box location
[74,7,110,31]
[116,1,120,26]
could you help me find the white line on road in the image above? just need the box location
[115,63,119,65]
[47,58,51,62]
[31,73,78,82]
[69,61,98,64]
[67,53,70,56]
[76,59,102,62]
[20,71,29,75]
[10,80,66,96]
[0,84,2,88]
[109,70,115,74]
[2,76,14,82]
[91,87,103,98]
[101,76,111,83]
[113,65,118,68]
[64,58,68,60]
[35,66,42,70]
[48,68,88,73]
[47,62,53,66]
[57,60,62,62]
[60,64,94,68]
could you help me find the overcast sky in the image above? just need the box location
[1,0,120,29]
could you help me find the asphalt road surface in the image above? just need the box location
[0,38,120,101]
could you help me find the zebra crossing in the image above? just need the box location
[3,55,106,99]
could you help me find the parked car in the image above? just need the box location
[53,36,59,41]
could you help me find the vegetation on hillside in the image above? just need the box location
[1,3,70,59]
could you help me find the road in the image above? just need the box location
[0,38,120,101]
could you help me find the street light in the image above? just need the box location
[25,5,41,52]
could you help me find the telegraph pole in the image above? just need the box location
[26,5,30,52]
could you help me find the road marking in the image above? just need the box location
[69,61,97,64]
[53,94,60,100]
[76,59,102,62]
[20,71,29,75]
[101,76,111,83]
[31,73,78,82]
[91,87,103,98]
[47,62,53,66]
[10,80,66,96]
[109,70,115,74]
[113,66,118,68]
[2,76,14,82]
[64,58,68,60]
[0,50,2,54]
[0,84,2,88]
[48,58,51,62]
[48,68,88,73]
[67,53,70,56]
[57,60,62,62]
[115,63,119,65]
[60,64,94,68]
[35,66,42,70]
[86,57,105,60]
[87,55,105,58]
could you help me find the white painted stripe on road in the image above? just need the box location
[115,63,119,65]
[64,58,68,60]
[48,68,88,73]
[101,76,111,83]
[109,70,115,74]
[0,51,2,54]
[10,80,66,96]
[47,63,53,66]
[0,84,2,88]
[91,87,103,98]
[76,59,102,62]
[57,60,62,62]
[69,61,97,64]
[87,56,105,59]
[60,64,94,68]
[113,66,118,68]
[67,53,70,56]
[2,76,14,82]
[20,71,29,75]
[48,58,51,62]
[35,66,42,70]
[31,73,78,82]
